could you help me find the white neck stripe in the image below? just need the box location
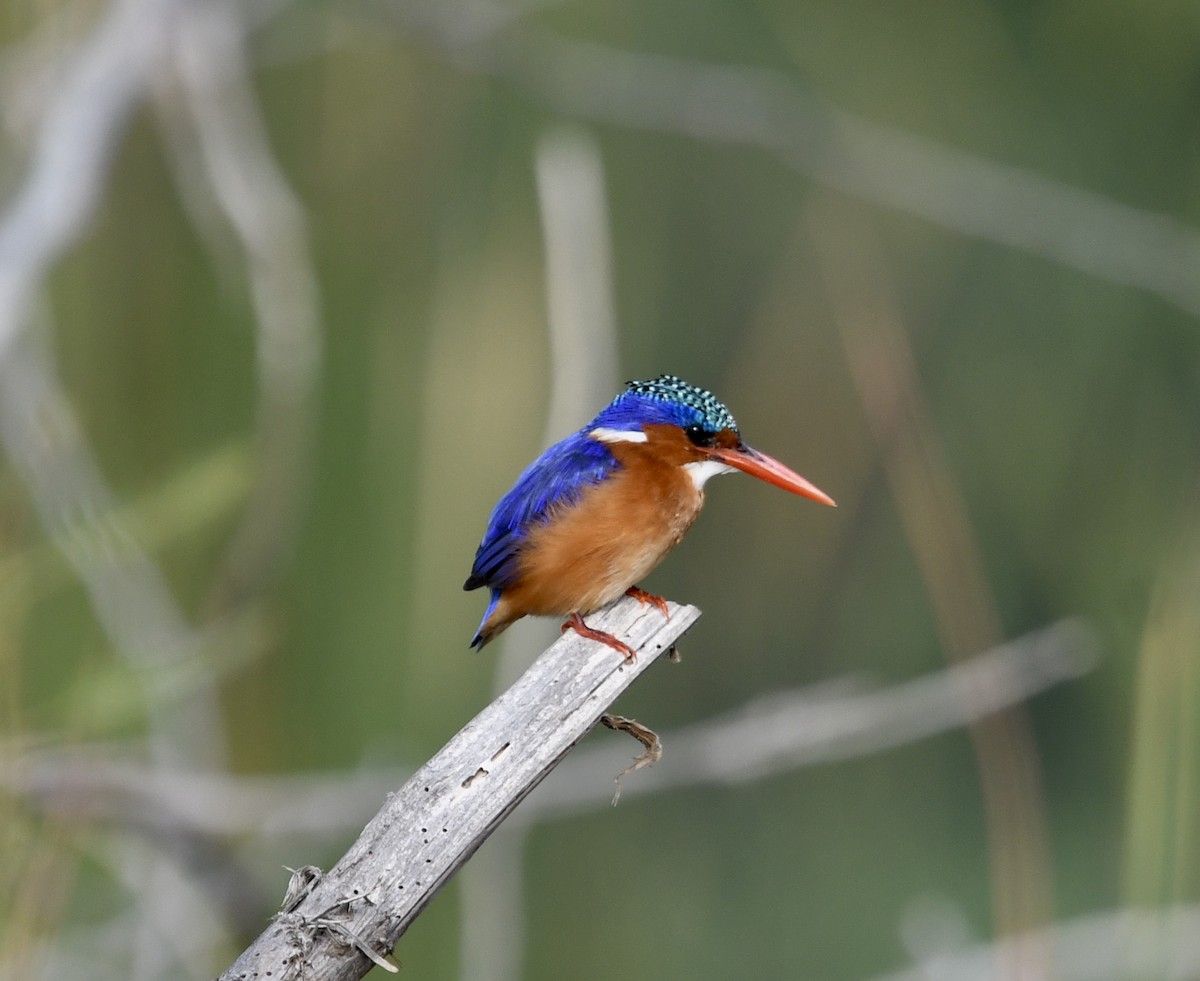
[684,459,737,490]
[589,427,649,444]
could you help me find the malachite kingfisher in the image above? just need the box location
[464,374,836,660]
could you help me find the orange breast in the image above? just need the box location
[494,448,704,621]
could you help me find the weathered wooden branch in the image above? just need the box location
[217,595,700,980]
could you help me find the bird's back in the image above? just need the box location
[464,431,619,594]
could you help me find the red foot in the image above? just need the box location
[625,586,670,618]
[562,613,637,663]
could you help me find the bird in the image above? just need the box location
[464,374,835,660]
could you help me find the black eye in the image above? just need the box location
[685,424,717,447]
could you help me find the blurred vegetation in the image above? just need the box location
[2,0,1199,978]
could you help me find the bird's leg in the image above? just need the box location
[625,585,670,618]
[562,613,637,663]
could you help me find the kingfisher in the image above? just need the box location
[464,374,835,660]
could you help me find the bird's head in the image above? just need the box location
[586,374,836,506]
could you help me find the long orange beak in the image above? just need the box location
[704,443,837,507]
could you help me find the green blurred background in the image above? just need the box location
[2,0,1199,978]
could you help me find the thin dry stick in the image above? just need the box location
[812,200,1053,977]
[218,596,700,981]
[1123,517,1200,980]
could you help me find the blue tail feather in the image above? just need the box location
[470,589,503,650]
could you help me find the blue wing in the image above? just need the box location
[465,431,619,591]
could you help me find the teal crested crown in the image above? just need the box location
[624,374,739,433]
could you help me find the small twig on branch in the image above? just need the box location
[600,714,663,805]
[217,596,700,981]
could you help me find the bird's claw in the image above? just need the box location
[625,585,670,618]
[562,613,638,663]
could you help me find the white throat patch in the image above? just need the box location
[684,459,737,490]
[588,427,648,444]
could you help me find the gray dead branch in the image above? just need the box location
[217,596,700,981]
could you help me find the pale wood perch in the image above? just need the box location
[217,595,701,980]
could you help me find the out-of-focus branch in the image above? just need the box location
[0,0,182,362]
[532,127,619,454]
[165,0,322,611]
[872,904,1200,981]
[3,620,1095,839]
[814,203,1054,970]
[0,441,252,615]
[0,0,315,976]
[0,329,228,980]
[0,332,225,768]
[517,618,1094,821]
[1123,517,1200,916]
[1,749,403,839]
[381,1,1200,320]
[0,0,225,762]
[461,126,621,981]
